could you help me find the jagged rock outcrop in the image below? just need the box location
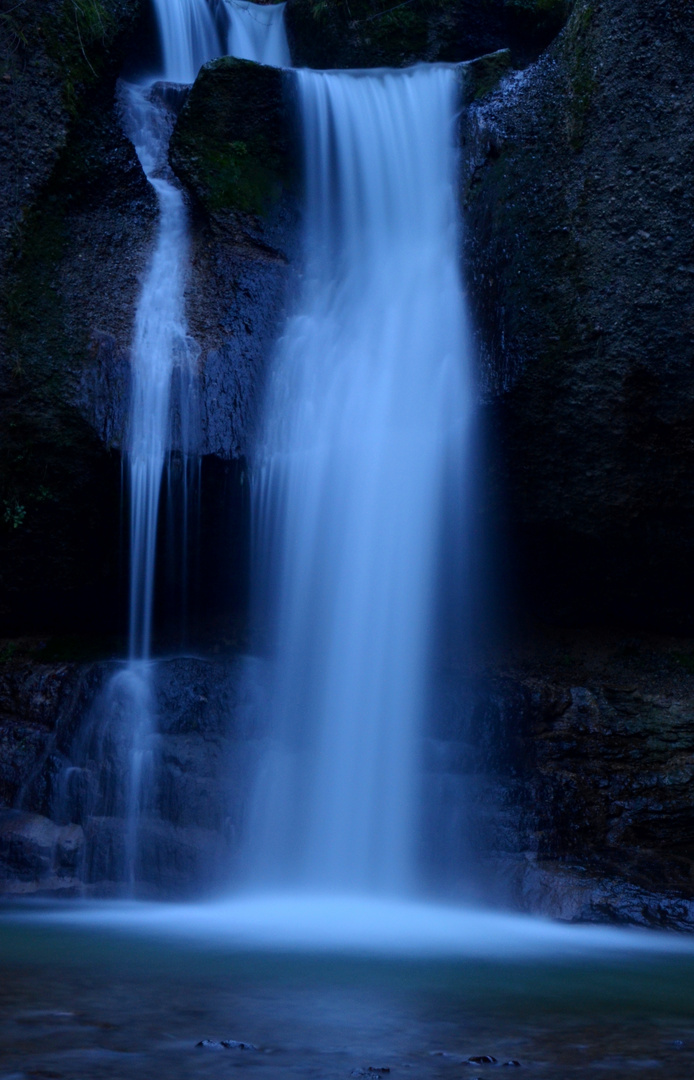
[462,0,694,629]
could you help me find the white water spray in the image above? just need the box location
[225,0,290,67]
[246,65,471,894]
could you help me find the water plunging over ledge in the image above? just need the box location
[244,64,471,894]
[225,0,291,67]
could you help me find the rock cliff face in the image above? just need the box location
[0,0,155,635]
[2,0,694,921]
[462,0,694,629]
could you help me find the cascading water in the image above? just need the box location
[245,65,471,894]
[78,0,290,890]
[150,0,222,85]
[52,0,231,889]
[225,0,291,67]
[114,0,226,885]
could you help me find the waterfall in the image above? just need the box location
[245,65,471,894]
[225,1,291,67]
[121,83,199,663]
[56,0,227,890]
[150,0,223,85]
[91,0,290,889]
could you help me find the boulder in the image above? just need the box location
[0,809,84,889]
[170,57,292,218]
[170,58,299,461]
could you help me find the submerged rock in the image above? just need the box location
[196,1037,258,1050]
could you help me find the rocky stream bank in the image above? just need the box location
[2,630,694,930]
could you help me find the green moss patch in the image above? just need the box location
[170,58,292,218]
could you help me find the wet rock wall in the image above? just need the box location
[3,648,694,929]
[461,0,694,629]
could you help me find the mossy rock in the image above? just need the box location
[460,48,512,103]
[170,58,293,218]
[284,0,572,70]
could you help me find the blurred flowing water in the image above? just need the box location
[225,0,291,66]
[245,64,471,893]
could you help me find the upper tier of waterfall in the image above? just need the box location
[150,0,223,84]
[225,1,291,67]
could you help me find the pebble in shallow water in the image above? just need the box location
[195,1038,258,1050]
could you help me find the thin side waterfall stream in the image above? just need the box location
[112,0,225,887]
[52,0,280,890]
[108,0,291,888]
[244,64,471,894]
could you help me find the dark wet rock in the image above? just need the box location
[0,809,84,892]
[466,1055,497,1064]
[0,0,156,636]
[0,657,254,896]
[285,0,569,71]
[0,0,146,282]
[170,57,299,462]
[462,0,694,629]
[196,1039,224,1050]
[429,659,694,931]
[171,58,292,219]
